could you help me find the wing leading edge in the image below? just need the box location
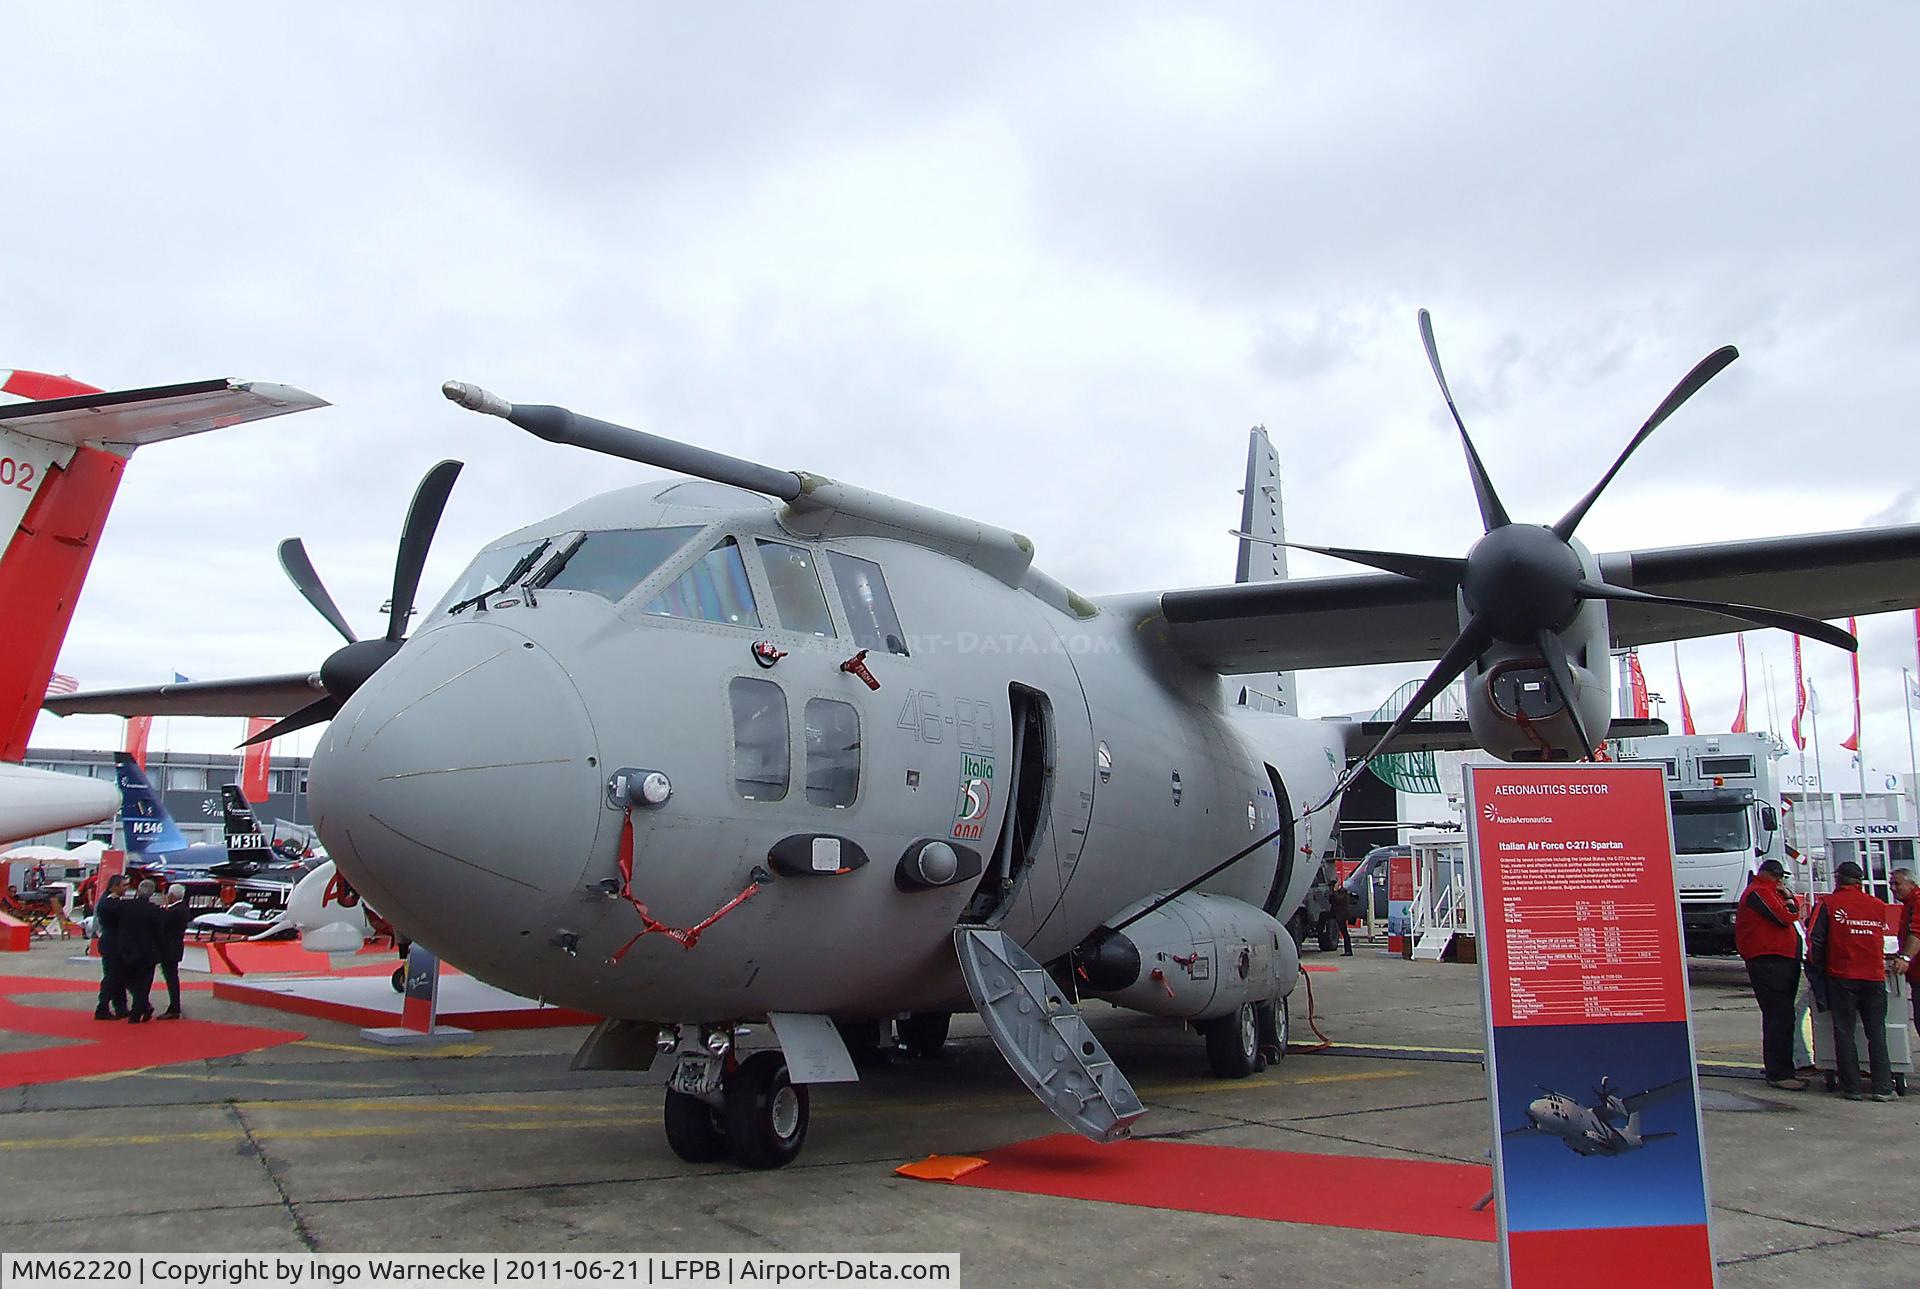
[1156,524,1920,675]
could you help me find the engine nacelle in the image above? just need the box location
[1075,891,1298,1022]
[1462,540,1613,760]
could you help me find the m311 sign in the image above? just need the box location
[1465,764,1716,1289]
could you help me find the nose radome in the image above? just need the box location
[309,623,606,945]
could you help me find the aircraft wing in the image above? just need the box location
[1155,525,1920,674]
[1620,1077,1691,1113]
[1335,717,1669,757]
[0,379,327,452]
[42,673,324,719]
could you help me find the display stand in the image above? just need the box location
[359,945,471,1045]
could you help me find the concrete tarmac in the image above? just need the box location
[1,938,1915,1287]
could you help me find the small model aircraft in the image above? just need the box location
[112,756,312,911]
[47,312,1920,1169]
[1505,1076,1690,1157]
[0,369,325,848]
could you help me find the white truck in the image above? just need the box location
[1613,732,1785,954]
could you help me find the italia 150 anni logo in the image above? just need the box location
[951,752,995,840]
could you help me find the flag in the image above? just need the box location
[1907,669,1920,709]
[1839,616,1861,754]
[241,717,275,803]
[173,672,191,684]
[1626,651,1650,720]
[1791,635,1807,750]
[44,672,78,697]
[124,715,153,770]
[1673,642,1696,736]
[1730,633,1748,734]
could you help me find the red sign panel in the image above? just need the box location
[1473,764,1688,1028]
[1387,853,1414,903]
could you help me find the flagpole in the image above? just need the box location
[1904,667,1918,825]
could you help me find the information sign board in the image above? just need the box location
[1466,763,1715,1289]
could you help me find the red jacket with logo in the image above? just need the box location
[1901,889,1920,986]
[1810,885,1892,983]
[1734,873,1800,961]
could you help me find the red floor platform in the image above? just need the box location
[212,973,596,1031]
[0,976,303,1087]
[932,1134,1495,1242]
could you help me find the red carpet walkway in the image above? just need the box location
[0,976,305,1088]
[938,1134,1496,1242]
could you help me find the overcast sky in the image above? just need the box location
[8,4,1918,795]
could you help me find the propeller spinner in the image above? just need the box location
[241,460,464,746]
[1314,311,1854,783]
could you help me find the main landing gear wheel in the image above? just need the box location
[1258,998,1289,1065]
[663,1089,729,1163]
[724,1051,809,1169]
[896,1011,951,1058]
[1316,918,1339,953]
[1203,1000,1270,1078]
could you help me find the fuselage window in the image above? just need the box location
[825,551,910,656]
[804,699,861,808]
[729,677,789,801]
[756,540,836,637]
[538,526,702,602]
[644,537,762,627]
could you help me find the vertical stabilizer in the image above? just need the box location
[1231,426,1297,716]
[114,751,189,855]
[219,784,273,861]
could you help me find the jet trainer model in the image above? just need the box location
[1505,1076,1690,1157]
[48,313,1920,1169]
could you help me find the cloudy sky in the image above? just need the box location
[8,4,1918,794]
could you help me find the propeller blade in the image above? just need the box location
[1552,345,1739,541]
[385,460,464,642]
[1254,537,1467,586]
[1419,308,1510,533]
[1572,579,1856,652]
[277,538,357,644]
[1535,629,1594,759]
[238,695,341,746]
[1349,613,1494,773]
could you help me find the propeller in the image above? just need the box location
[1321,310,1853,791]
[241,460,464,746]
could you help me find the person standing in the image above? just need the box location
[1734,859,1806,1090]
[1329,883,1354,956]
[91,874,129,1021]
[116,879,165,1024]
[1891,867,1919,1033]
[1807,860,1895,1101]
[157,886,191,1020]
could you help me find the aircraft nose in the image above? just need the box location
[308,623,606,948]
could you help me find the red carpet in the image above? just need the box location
[942,1134,1495,1242]
[0,976,304,1087]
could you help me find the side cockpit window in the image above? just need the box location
[756,540,836,637]
[729,677,789,801]
[645,537,761,627]
[537,527,701,601]
[436,540,545,614]
[825,551,910,656]
[804,699,861,808]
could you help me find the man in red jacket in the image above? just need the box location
[1892,867,1919,1033]
[1808,861,1895,1101]
[1735,859,1806,1089]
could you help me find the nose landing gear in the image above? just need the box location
[662,1048,810,1170]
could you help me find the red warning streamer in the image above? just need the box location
[608,809,761,961]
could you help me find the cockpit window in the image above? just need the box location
[826,552,910,656]
[537,526,702,602]
[756,541,836,637]
[643,537,761,627]
[435,540,544,614]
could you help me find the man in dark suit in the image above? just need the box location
[157,885,192,1019]
[116,880,166,1024]
[93,874,129,1021]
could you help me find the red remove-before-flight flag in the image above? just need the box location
[1791,635,1808,750]
[1672,642,1697,736]
[1730,633,1749,734]
[241,717,275,802]
[1839,616,1862,754]
[123,715,153,769]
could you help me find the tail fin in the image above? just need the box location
[114,751,188,855]
[1,375,326,758]
[218,784,272,861]
[1230,426,1296,716]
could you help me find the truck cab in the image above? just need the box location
[1619,733,1782,953]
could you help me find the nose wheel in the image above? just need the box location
[661,1050,809,1170]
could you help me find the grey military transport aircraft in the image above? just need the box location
[48,312,1920,1169]
[1505,1076,1690,1157]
